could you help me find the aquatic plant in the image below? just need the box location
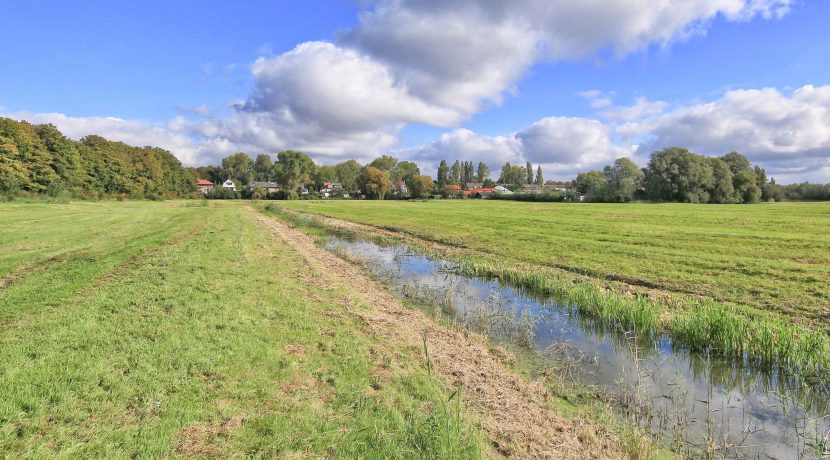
[267,204,830,387]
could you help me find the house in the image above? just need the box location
[196,179,214,194]
[543,181,573,192]
[521,184,544,192]
[465,182,484,190]
[463,187,495,199]
[320,182,344,193]
[494,185,513,195]
[249,181,280,194]
[221,180,237,191]
[391,180,408,196]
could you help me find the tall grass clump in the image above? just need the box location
[453,258,830,381]
[265,205,830,385]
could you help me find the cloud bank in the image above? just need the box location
[10,0,829,182]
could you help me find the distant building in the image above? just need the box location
[249,181,280,194]
[521,184,543,192]
[494,185,513,195]
[463,187,495,199]
[544,181,574,192]
[221,180,237,191]
[196,179,214,194]
[464,182,484,190]
[391,180,408,195]
[320,182,344,193]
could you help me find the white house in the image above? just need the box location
[221,180,237,191]
[494,185,513,195]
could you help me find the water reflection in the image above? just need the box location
[324,237,830,459]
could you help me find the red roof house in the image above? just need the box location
[196,179,214,194]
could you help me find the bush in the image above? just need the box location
[205,188,239,200]
[490,191,569,202]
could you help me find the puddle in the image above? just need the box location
[324,236,830,459]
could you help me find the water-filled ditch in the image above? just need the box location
[323,235,830,458]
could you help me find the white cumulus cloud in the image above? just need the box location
[407,116,624,179]
[623,85,830,181]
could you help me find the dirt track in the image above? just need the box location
[249,209,632,459]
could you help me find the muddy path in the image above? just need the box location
[248,208,635,459]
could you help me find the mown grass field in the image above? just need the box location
[279,200,830,324]
[0,201,481,458]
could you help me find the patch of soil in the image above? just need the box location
[176,414,245,457]
[284,344,306,355]
[249,209,630,459]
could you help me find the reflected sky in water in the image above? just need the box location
[325,237,830,459]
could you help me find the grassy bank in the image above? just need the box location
[265,202,830,383]
[0,201,482,458]
[277,200,830,323]
[260,203,664,459]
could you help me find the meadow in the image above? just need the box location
[278,200,830,324]
[0,201,483,458]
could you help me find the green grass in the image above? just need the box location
[270,200,830,380]
[0,201,482,458]
[277,200,830,323]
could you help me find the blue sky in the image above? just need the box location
[2,1,829,182]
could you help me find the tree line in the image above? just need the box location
[198,152,435,200]
[1,117,194,199]
[3,116,829,202]
[575,147,796,203]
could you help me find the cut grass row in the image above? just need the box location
[265,203,830,386]
[277,200,830,322]
[0,201,482,458]
[260,203,665,459]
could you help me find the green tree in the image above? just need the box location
[359,166,391,199]
[315,165,337,187]
[721,152,757,203]
[451,160,461,184]
[0,118,58,192]
[526,162,534,185]
[602,157,643,202]
[721,151,752,176]
[369,155,398,172]
[407,175,435,199]
[34,123,85,191]
[391,161,420,182]
[252,154,273,181]
[334,160,362,191]
[733,169,761,203]
[275,150,316,191]
[463,161,475,184]
[437,160,449,186]
[498,163,527,188]
[222,152,253,185]
[535,165,544,186]
[0,116,197,198]
[754,165,770,201]
[574,170,607,201]
[644,147,714,203]
[0,132,29,194]
[708,157,735,203]
[476,162,489,182]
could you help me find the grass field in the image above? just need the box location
[278,200,830,324]
[0,201,483,458]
